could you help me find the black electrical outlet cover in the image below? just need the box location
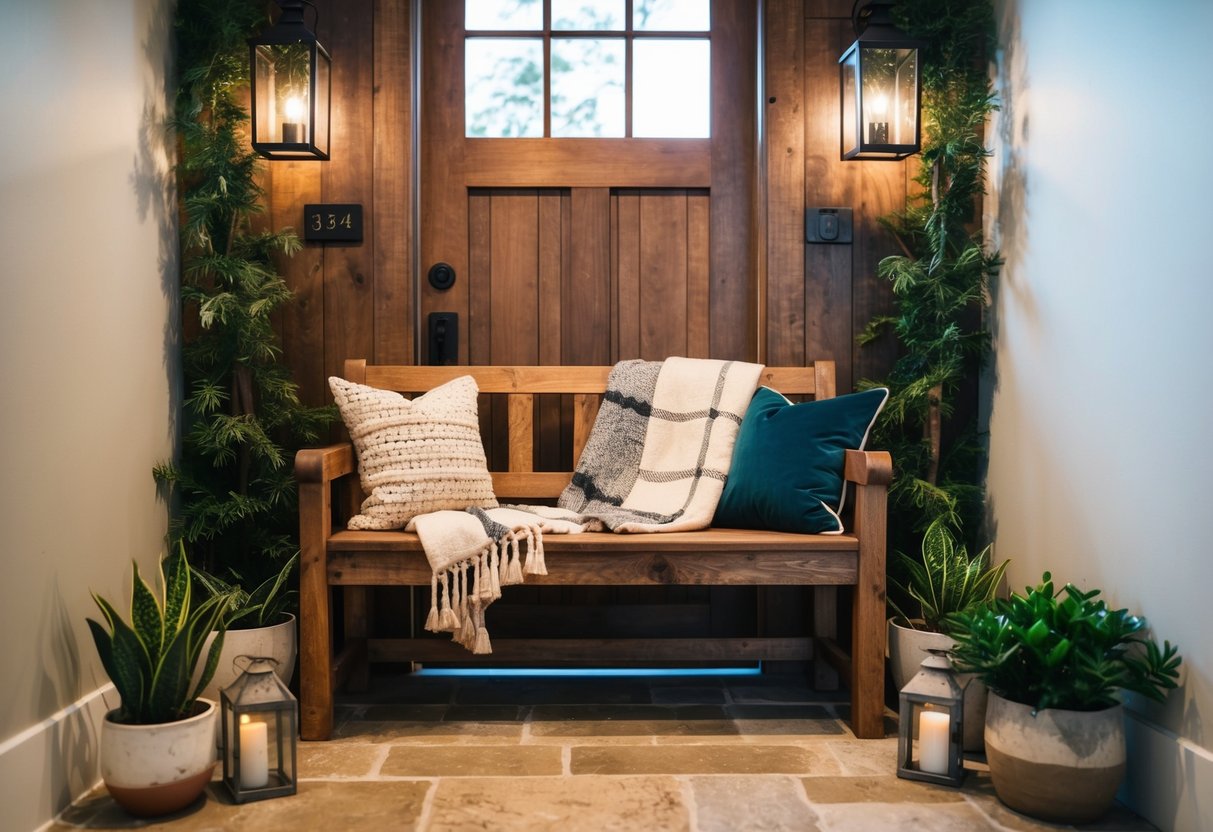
[806,207,853,244]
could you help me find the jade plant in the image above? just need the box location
[948,572,1182,712]
[87,543,233,724]
[889,517,1008,634]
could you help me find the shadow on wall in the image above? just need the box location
[134,0,182,475]
[37,576,98,812]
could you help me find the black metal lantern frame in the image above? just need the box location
[838,0,923,161]
[220,658,299,803]
[249,0,331,160]
[897,651,965,787]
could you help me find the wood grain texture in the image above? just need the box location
[639,192,689,360]
[849,467,889,739]
[319,0,376,382]
[490,191,541,365]
[465,140,710,187]
[687,193,711,358]
[763,0,806,368]
[507,393,534,472]
[710,0,758,361]
[571,393,600,467]
[329,547,858,586]
[271,162,325,408]
[372,0,411,364]
[564,189,612,365]
[298,475,334,740]
[614,191,641,360]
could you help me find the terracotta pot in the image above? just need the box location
[197,613,297,702]
[100,699,217,817]
[984,691,1125,824]
[887,617,987,751]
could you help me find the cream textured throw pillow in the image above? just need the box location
[329,375,498,530]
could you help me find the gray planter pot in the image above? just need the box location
[888,617,987,751]
[984,691,1126,824]
[196,613,298,702]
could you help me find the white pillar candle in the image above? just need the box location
[918,709,951,775]
[238,715,270,789]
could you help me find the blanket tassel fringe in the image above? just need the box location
[425,525,547,654]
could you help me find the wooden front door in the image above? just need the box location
[419,0,757,374]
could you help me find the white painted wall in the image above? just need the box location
[988,1,1213,830]
[0,0,176,828]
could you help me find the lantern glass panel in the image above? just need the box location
[253,43,314,146]
[859,46,917,146]
[903,701,958,777]
[840,48,859,154]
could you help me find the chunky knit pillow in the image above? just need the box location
[328,375,498,530]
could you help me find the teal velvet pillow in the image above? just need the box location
[714,386,888,534]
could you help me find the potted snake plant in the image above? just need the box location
[191,553,299,700]
[949,572,1181,823]
[87,543,232,817]
[887,519,1008,748]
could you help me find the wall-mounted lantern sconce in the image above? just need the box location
[249,0,331,160]
[839,0,922,161]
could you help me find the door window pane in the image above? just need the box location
[633,39,709,137]
[552,0,624,30]
[552,38,625,137]
[466,38,545,137]
[634,0,709,31]
[466,0,543,30]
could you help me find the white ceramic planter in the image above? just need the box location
[100,699,217,817]
[197,613,297,701]
[887,617,987,751]
[984,692,1125,824]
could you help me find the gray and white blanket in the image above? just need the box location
[407,356,764,653]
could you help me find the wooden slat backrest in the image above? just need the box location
[342,360,835,499]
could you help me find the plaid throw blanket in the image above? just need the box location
[408,357,763,653]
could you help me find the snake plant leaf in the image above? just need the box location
[91,594,153,722]
[191,629,227,703]
[163,541,191,634]
[129,561,165,660]
[87,616,144,720]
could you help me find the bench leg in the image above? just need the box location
[343,587,373,692]
[812,587,840,690]
[299,480,334,740]
[849,481,888,739]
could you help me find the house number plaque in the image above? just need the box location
[303,204,363,242]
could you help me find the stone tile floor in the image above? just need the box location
[52,670,1156,831]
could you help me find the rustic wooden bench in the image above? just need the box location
[296,360,891,740]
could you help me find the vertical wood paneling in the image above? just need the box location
[537,191,564,471]
[271,163,324,407]
[467,193,491,364]
[319,0,376,382]
[614,191,641,360]
[420,0,469,363]
[710,0,758,361]
[764,0,806,368]
[803,15,859,394]
[686,194,711,358]
[638,193,689,360]
[564,188,611,365]
[372,0,412,364]
[489,192,540,365]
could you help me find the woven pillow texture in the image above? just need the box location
[329,375,498,530]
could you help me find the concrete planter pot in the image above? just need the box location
[888,617,987,751]
[984,691,1125,824]
[100,699,217,817]
[196,613,297,701]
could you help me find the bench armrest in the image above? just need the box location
[844,449,892,486]
[295,443,356,484]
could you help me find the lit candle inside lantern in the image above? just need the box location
[867,93,889,144]
[918,709,951,775]
[238,714,270,789]
[282,95,306,143]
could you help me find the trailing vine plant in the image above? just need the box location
[155,0,333,585]
[859,0,1001,556]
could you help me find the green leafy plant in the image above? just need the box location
[949,572,1182,712]
[860,0,1001,553]
[889,518,1008,634]
[155,0,334,584]
[191,553,298,631]
[87,544,233,725]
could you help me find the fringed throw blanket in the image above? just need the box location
[410,357,764,653]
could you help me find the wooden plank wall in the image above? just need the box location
[263,0,908,653]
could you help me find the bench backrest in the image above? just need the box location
[343,359,836,500]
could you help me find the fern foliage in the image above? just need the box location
[157,0,334,584]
